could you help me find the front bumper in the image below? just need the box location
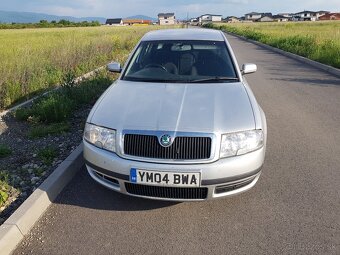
[84,141,264,201]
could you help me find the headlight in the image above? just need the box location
[220,130,263,158]
[84,123,116,153]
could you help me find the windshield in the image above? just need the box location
[122,40,238,83]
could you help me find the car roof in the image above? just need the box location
[142,28,225,42]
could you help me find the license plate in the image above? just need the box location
[130,168,201,187]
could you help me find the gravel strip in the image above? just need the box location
[0,105,91,224]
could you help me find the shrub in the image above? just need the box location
[15,107,33,121]
[61,71,77,90]
[0,189,9,207]
[28,122,70,138]
[0,144,12,158]
[15,73,112,125]
[38,146,58,165]
[0,171,10,207]
[31,93,75,123]
[65,74,111,105]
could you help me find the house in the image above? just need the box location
[277,13,293,18]
[245,12,273,21]
[294,10,330,21]
[245,12,262,21]
[291,15,301,21]
[199,14,222,23]
[273,15,289,22]
[158,13,175,25]
[316,10,330,19]
[224,16,240,23]
[294,11,318,21]
[106,18,123,26]
[123,19,151,25]
[319,13,340,20]
[256,16,274,22]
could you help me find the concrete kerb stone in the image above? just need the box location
[0,63,108,254]
[0,143,84,255]
[224,31,340,78]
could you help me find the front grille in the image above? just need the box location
[215,177,255,194]
[93,171,120,186]
[124,134,211,160]
[125,183,208,200]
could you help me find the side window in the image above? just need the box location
[126,43,152,73]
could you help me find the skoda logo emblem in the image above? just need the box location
[160,134,172,147]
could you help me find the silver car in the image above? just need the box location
[83,29,267,201]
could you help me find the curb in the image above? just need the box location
[224,31,340,78]
[0,143,84,255]
[0,66,105,118]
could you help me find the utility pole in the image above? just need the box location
[186,12,189,28]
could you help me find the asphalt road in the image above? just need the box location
[14,34,340,255]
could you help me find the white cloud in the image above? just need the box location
[37,6,79,16]
[1,0,340,18]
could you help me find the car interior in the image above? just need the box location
[124,40,237,81]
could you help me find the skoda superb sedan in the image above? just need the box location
[83,28,267,201]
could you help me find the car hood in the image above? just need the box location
[90,80,255,134]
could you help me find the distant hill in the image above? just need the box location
[0,10,106,24]
[125,15,157,22]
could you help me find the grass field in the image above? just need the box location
[0,25,166,109]
[205,21,340,69]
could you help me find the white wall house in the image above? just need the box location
[225,16,240,23]
[158,13,175,25]
[294,11,317,21]
[256,16,274,22]
[293,10,330,21]
[273,15,289,22]
[315,11,330,19]
[199,14,222,23]
[277,13,293,18]
[245,12,262,21]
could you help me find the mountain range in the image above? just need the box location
[0,10,157,24]
[125,15,158,22]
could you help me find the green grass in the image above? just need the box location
[205,21,340,68]
[0,144,12,158]
[33,168,45,177]
[37,146,58,165]
[62,72,113,105]
[15,93,74,123]
[0,20,101,29]
[0,25,170,109]
[16,71,112,125]
[28,122,70,138]
[0,171,10,207]
[32,93,75,123]
[15,107,33,122]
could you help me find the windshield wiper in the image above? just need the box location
[124,77,179,83]
[189,77,239,83]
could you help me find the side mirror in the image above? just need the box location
[241,63,257,75]
[107,62,122,73]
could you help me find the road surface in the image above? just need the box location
[14,34,340,255]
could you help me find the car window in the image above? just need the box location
[122,40,238,83]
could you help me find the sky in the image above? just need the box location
[1,0,339,19]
